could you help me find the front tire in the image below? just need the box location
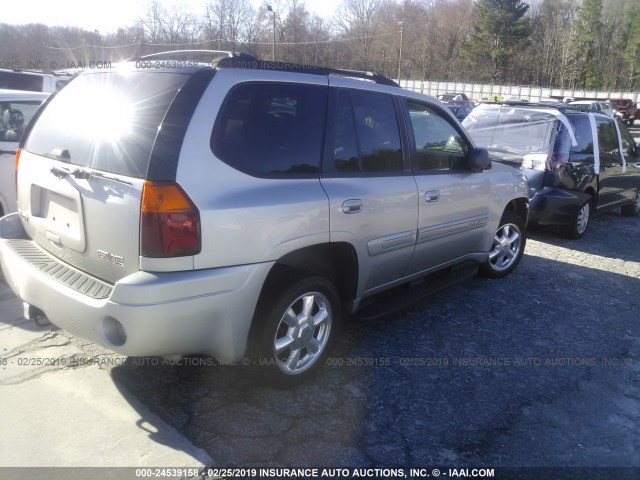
[252,276,340,386]
[480,211,526,279]
[565,199,592,239]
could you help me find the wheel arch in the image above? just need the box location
[503,197,529,225]
[256,242,359,315]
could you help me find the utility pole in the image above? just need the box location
[267,5,276,61]
[397,21,404,84]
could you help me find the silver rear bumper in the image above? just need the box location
[0,213,272,362]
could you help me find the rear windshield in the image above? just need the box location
[24,71,189,178]
[463,107,557,163]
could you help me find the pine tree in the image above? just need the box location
[622,0,640,90]
[572,0,602,89]
[460,0,530,84]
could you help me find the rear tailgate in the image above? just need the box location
[18,70,192,284]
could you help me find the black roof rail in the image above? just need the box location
[125,50,399,87]
[499,101,568,111]
[215,57,399,87]
[131,50,256,63]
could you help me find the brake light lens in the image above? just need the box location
[140,181,201,257]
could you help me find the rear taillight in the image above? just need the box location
[140,181,201,258]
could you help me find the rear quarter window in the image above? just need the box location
[211,82,327,178]
[566,115,594,154]
[24,71,190,178]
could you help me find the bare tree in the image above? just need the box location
[334,0,383,70]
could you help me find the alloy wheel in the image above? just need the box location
[273,291,332,375]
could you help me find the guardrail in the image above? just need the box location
[399,80,640,103]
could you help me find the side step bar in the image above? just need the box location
[354,262,479,321]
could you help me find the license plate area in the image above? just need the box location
[30,183,86,252]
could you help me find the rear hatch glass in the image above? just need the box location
[25,71,189,178]
[19,70,191,283]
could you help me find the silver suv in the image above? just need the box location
[0,53,529,384]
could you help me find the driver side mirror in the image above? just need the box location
[469,147,491,172]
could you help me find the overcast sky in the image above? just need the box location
[3,0,341,34]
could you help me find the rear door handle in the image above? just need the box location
[342,199,363,214]
[425,190,440,203]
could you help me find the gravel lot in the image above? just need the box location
[99,208,640,472]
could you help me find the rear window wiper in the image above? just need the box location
[49,165,132,186]
[70,167,133,186]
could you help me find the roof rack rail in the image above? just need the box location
[215,57,399,87]
[500,101,567,111]
[131,50,257,63]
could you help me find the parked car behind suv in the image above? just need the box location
[0,53,529,384]
[463,103,640,238]
[0,89,49,216]
[608,98,637,125]
[569,100,614,117]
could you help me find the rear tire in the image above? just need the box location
[565,199,592,239]
[480,211,526,279]
[621,190,640,217]
[251,276,340,387]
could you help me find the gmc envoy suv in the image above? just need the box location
[0,53,529,383]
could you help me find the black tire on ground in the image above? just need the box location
[250,275,340,387]
[479,210,526,279]
[565,199,592,239]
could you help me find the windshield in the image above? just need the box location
[609,100,628,108]
[570,104,592,112]
[462,107,558,163]
[24,71,190,178]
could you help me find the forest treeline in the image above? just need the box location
[1,0,639,90]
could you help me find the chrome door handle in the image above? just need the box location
[342,199,363,214]
[425,190,440,203]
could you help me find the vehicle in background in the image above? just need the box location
[569,100,615,117]
[463,103,640,238]
[0,53,530,385]
[0,69,69,93]
[0,89,49,216]
[438,92,470,102]
[445,102,474,122]
[438,93,474,121]
[600,102,615,117]
[608,98,637,125]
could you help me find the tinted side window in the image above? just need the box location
[213,83,327,177]
[0,101,42,142]
[567,116,594,154]
[596,117,620,155]
[619,122,638,158]
[407,100,468,171]
[330,89,403,173]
